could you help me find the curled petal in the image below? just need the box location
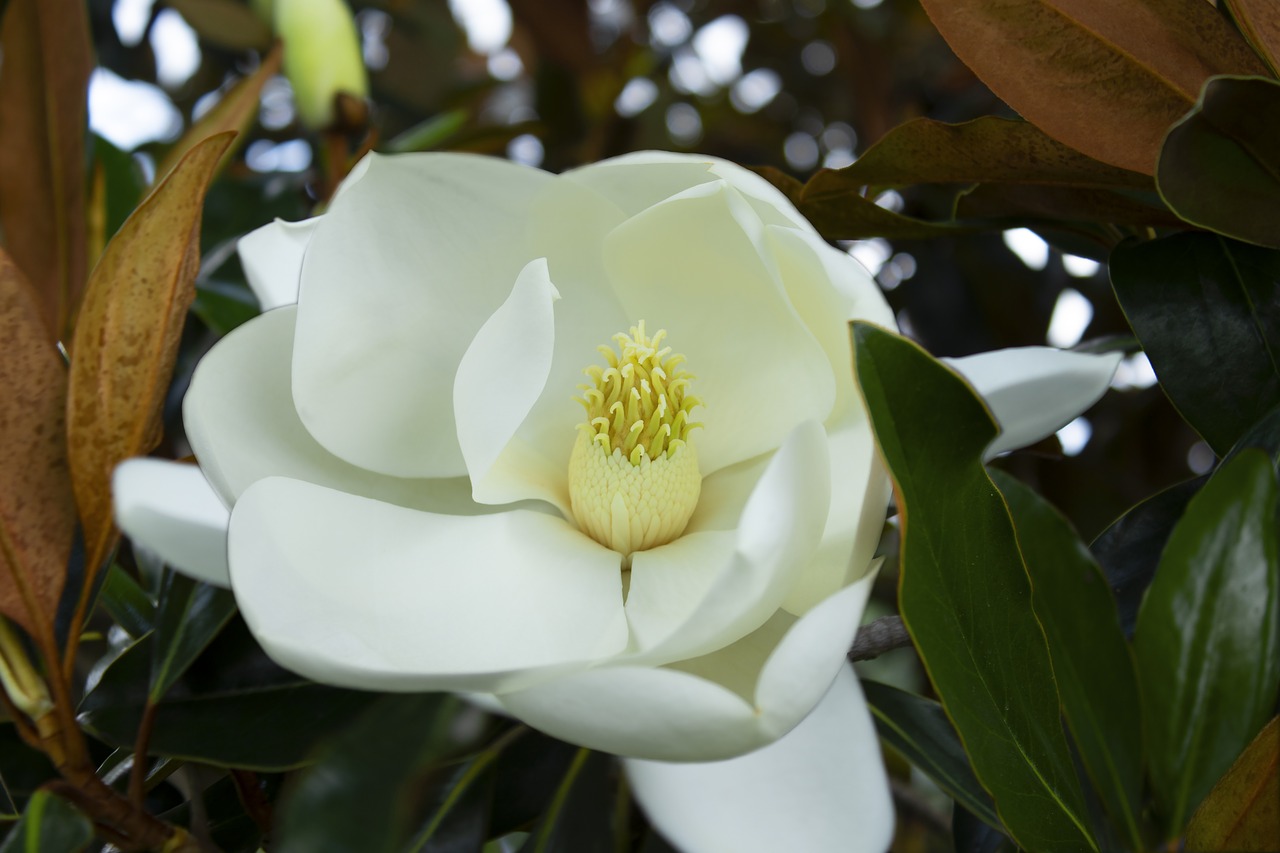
[236,217,319,311]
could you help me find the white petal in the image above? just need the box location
[228,477,627,693]
[236,217,319,311]
[185,306,482,516]
[291,152,557,478]
[625,420,831,664]
[112,458,231,587]
[496,569,872,761]
[602,181,835,473]
[625,664,894,853]
[454,258,568,513]
[944,348,1122,460]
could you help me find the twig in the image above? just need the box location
[129,700,159,807]
[849,616,912,661]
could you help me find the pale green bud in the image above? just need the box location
[274,0,369,130]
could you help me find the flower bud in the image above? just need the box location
[273,0,368,130]
[0,621,52,720]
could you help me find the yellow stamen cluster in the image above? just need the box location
[568,323,704,556]
[574,321,702,466]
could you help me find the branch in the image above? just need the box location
[849,615,912,661]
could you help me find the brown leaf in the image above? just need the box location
[0,0,92,340]
[1226,0,1280,76]
[1186,716,1279,851]
[917,0,1268,174]
[0,252,76,636]
[66,132,236,585]
[154,42,283,184]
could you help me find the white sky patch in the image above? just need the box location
[1187,441,1215,475]
[730,68,781,113]
[152,9,202,89]
[801,40,836,75]
[1056,416,1092,456]
[449,0,513,54]
[852,0,884,8]
[89,67,183,150]
[1063,254,1102,277]
[874,189,904,213]
[848,238,892,276]
[615,78,658,117]
[1003,228,1050,270]
[693,15,748,86]
[670,48,714,96]
[649,3,693,47]
[1111,352,1158,390]
[1047,288,1093,348]
[784,131,819,171]
[665,102,702,145]
[245,138,312,173]
[360,8,392,71]
[488,47,524,81]
[507,134,544,167]
[114,0,153,46]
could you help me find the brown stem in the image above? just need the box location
[0,686,42,749]
[848,615,912,662]
[230,769,273,838]
[129,700,159,807]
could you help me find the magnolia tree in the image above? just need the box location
[0,1,1277,852]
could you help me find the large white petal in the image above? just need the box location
[112,459,231,587]
[625,664,893,853]
[453,258,568,514]
[496,570,872,761]
[185,306,482,516]
[291,153,557,478]
[602,181,834,474]
[236,217,319,311]
[624,420,830,665]
[944,348,1122,460]
[229,477,627,693]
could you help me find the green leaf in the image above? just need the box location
[1135,449,1280,833]
[852,323,1094,852]
[79,620,381,770]
[954,184,1181,228]
[862,680,1002,832]
[1157,76,1280,248]
[1110,232,1280,455]
[992,472,1146,850]
[149,569,237,702]
[96,563,155,639]
[1185,715,1280,852]
[0,791,92,853]
[191,279,259,335]
[517,749,616,853]
[273,695,466,853]
[1090,477,1205,638]
[824,117,1153,190]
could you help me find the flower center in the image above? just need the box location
[568,322,703,556]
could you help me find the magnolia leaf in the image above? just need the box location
[149,570,237,702]
[66,132,235,585]
[955,184,1182,228]
[0,0,92,339]
[1134,449,1280,833]
[916,0,1267,174]
[0,790,93,853]
[1157,75,1280,249]
[1110,233,1280,456]
[820,117,1153,190]
[1225,0,1280,76]
[154,41,283,184]
[517,749,616,853]
[0,252,76,637]
[993,472,1145,849]
[852,323,1094,852]
[1185,716,1280,852]
[168,0,272,51]
[97,564,156,640]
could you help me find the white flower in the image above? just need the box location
[115,151,1120,852]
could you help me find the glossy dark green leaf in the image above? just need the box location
[487,733,580,838]
[1090,477,1205,638]
[1157,76,1280,248]
[274,695,465,853]
[852,323,1094,852]
[820,117,1152,190]
[192,280,259,335]
[955,184,1181,227]
[1185,715,1280,852]
[0,791,92,853]
[80,623,381,770]
[993,472,1146,849]
[150,569,237,701]
[863,680,1001,831]
[1134,449,1280,833]
[96,563,155,639]
[518,748,615,853]
[1110,232,1280,455]
[953,804,1017,853]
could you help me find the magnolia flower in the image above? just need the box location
[116,152,1119,852]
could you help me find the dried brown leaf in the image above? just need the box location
[917,0,1268,174]
[66,133,236,584]
[1226,0,1280,76]
[0,251,76,636]
[1186,717,1279,851]
[0,0,92,340]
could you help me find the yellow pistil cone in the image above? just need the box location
[569,322,703,556]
